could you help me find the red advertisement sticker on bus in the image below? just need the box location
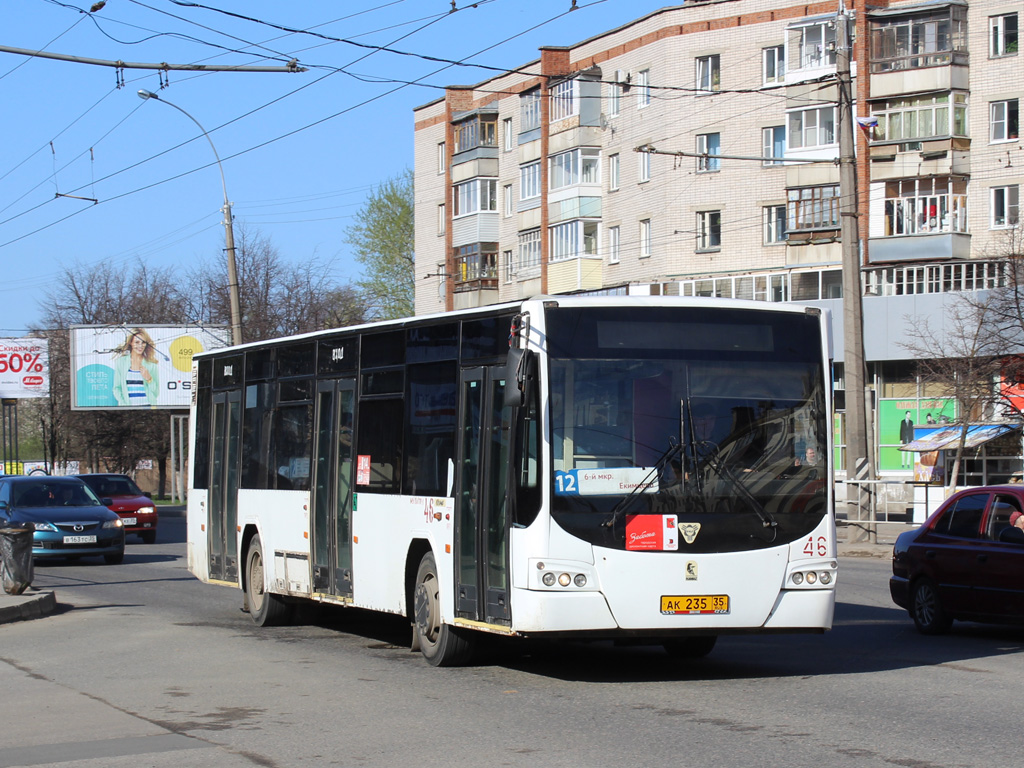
[625,514,678,551]
[356,455,371,485]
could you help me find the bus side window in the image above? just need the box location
[357,399,403,494]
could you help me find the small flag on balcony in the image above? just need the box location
[856,116,879,129]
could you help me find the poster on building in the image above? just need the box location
[70,325,231,410]
[0,338,49,398]
[878,398,957,472]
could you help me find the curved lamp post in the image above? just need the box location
[138,89,243,346]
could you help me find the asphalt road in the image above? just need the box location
[1,518,1022,768]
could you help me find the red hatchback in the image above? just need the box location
[890,485,1024,634]
[76,473,159,544]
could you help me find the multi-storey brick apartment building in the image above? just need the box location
[413,0,1022,489]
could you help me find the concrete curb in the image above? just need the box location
[0,589,57,624]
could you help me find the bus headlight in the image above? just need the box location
[574,573,587,588]
[542,572,556,587]
[788,563,837,588]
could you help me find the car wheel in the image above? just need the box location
[104,550,125,565]
[245,534,291,627]
[663,635,718,658]
[412,551,475,667]
[910,578,952,635]
[141,531,157,544]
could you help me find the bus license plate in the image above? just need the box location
[63,535,97,544]
[661,595,729,615]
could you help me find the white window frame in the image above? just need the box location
[517,229,542,273]
[795,22,836,69]
[608,225,620,264]
[991,99,1020,142]
[520,90,541,132]
[550,79,579,123]
[452,178,497,217]
[639,151,650,183]
[637,69,651,109]
[696,210,722,251]
[696,55,721,93]
[990,13,1019,57]
[763,205,787,244]
[503,184,513,217]
[788,106,836,149]
[438,203,446,235]
[437,141,446,174]
[763,45,785,85]
[608,153,620,191]
[992,185,1020,228]
[549,220,599,263]
[639,218,652,258]
[762,125,786,165]
[872,92,969,142]
[503,117,513,151]
[503,249,514,283]
[696,133,720,172]
[608,82,622,117]
[550,148,600,190]
[520,161,541,201]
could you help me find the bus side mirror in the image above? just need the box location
[505,347,534,408]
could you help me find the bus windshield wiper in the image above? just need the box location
[601,438,682,530]
[699,446,778,537]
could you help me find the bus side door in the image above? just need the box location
[209,389,241,582]
[456,366,512,626]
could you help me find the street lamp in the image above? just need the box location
[138,89,243,346]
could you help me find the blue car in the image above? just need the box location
[0,476,125,564]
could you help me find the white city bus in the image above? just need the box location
[186,296,836,665]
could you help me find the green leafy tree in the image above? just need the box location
[345,169,415,320]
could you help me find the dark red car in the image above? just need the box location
[890,485,1024,634]
[76,473,159,544]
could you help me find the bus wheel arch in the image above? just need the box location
[243,529,292,627]
[411,548,475,666]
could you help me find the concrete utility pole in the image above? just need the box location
[836,6,873,539]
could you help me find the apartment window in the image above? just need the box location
[990,13,1018,57]
[883,177,968,235]
[873,92,968,141]
[639,151,651,183]
[550,79,579,123]
[503,117,513,151]
[991,100,1020,142]
[696,55,721,92]
[438,203,446,235]
[795,22,836,69]
[453,115,496,153]
[639,218,652,258]
[518,229,542,272]
[549,220,599,262]
[608,153,620,191]
[520,90,542,132]
[520,161,541,200]
[550,148,600,190]
[696,211,722,251]
[763,45,786,85]
[992,185,1020,228]
[608,226,620,264]
[637,69,651,108]
[503,184,513,217]
[608,82,622,117]
[503,249,514,282]
[437,141,446,174]
[762,125,786,165]
[870,7,968,73]
[452,178,497,216]
[696,133,720,172]
[453,242,497,284]
[788,106,836,149]
[763,205,787,244]
[788,185,840,231]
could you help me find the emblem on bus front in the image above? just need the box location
[686,561,698,581]
[678,522,701,544]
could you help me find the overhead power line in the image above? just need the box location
[0,44,307,72]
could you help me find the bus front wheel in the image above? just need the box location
[246,534,292,627]
[413,551,475,667]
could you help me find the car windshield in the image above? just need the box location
[15,482,101,508]
[83,476,143,496]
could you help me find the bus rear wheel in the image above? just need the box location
[663,635,717,659]
[413,551,475,667]
[246,534,292,627]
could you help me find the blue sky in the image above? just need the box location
[1,0,671,335]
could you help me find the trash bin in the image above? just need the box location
[0,524,34,595]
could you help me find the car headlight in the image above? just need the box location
[138,506,155,515]
[102,518,124,529]
[33,522,58,532]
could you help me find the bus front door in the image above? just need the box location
[311,379,356,598]
[456,367,512,627]
[209,389,241,583]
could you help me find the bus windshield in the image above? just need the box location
[546,305,828,553]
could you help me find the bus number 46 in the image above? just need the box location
[803,536,827,557]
